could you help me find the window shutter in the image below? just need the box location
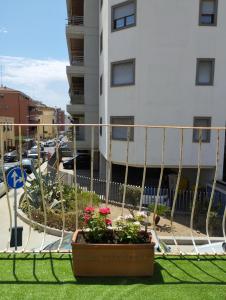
[114,2,135,19]
[201,1,215,14]
[112,62,134,85]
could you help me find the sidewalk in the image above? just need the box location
[0,162,59,251]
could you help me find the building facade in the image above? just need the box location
[0,86,38,138]
[67,0,226,186]
[56,108,65,133]
[35,104,57,140]
[0,116,15,151]
[66,0,99,151]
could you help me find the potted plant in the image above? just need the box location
[71,207,155,277]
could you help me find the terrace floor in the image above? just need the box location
[0,254,225,300]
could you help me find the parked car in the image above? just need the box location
[59,143,73,158]
[27,146,46,159]
[192,242,226,254]
[3,158,35,175]
[44,140,56,147]
[21,159,35,174]
[0,178,6,197]
[4,150,19,163]
[63,154,91,170]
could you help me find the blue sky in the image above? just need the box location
[0,0,69,111]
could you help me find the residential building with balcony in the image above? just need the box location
[34,103,57,140]
[0,86,38,138]
[66,0,226,187]
[66,0,99,154]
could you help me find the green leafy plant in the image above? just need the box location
[148,204,170,225]
[119,185,141,214]
[82,208,149,244]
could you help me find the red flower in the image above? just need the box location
[84,214,91,223]
[105,218,112,226]
[85,207,95,214]
[99,207,111,215]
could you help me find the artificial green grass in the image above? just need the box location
[0,254,225,300]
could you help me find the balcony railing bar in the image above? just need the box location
[56,131,66,252]
[19,126,31,252]
[206,129,220,254]
[73,126,78,230]
[67,15,84,26]
[90,126,94,205]
[37,130,47,251]
[105,126,112,206]
[190,129,202,254]
[5,123,226,130]
[121,127,131,216]
[153,128,166,253]
[0,126,12,252]
[71,55,84,66]
[139,127,148,211]
[0,124,225,254]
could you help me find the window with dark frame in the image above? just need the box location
[111,59,135,87]
[112,0,136,31]
[199,0,218,26]
[196,58,215,86]
[100,75,103,95]
[110,116,134,141]
[193,117,211,143]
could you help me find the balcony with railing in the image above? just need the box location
[67,0,84,26]
[69,77,84,105]
[0,123,225,255]
[69,88,84,105]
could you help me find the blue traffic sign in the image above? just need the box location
[7,167,27,189]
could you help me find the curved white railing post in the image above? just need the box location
[121,126,131,216]
[19,126,32,252]
[190,129,202,254]
[73,126,78,230]
[223,206,226,243]
[206,129,220,254]
[0,125,12,252]
[105,125,112,206]
[170,129,184,254]
[139,127,148,211]
[37,128,47,251]
[153,128,166,253]
[56,130,66,252]
[90,126,94,205]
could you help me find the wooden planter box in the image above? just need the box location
[71,230,155,277]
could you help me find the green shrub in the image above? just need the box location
[119,185,141,208]
[148,203,170,217]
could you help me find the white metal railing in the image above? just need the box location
[68,15,84,26]
[0,123,225,255]
[71,54,84,66]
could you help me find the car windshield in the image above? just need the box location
[30,149,38,154]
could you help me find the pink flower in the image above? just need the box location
[99,207,111,215]
[85,207,95,214]
[105,218,112,226]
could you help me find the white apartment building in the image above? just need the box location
[67,0,226,187]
